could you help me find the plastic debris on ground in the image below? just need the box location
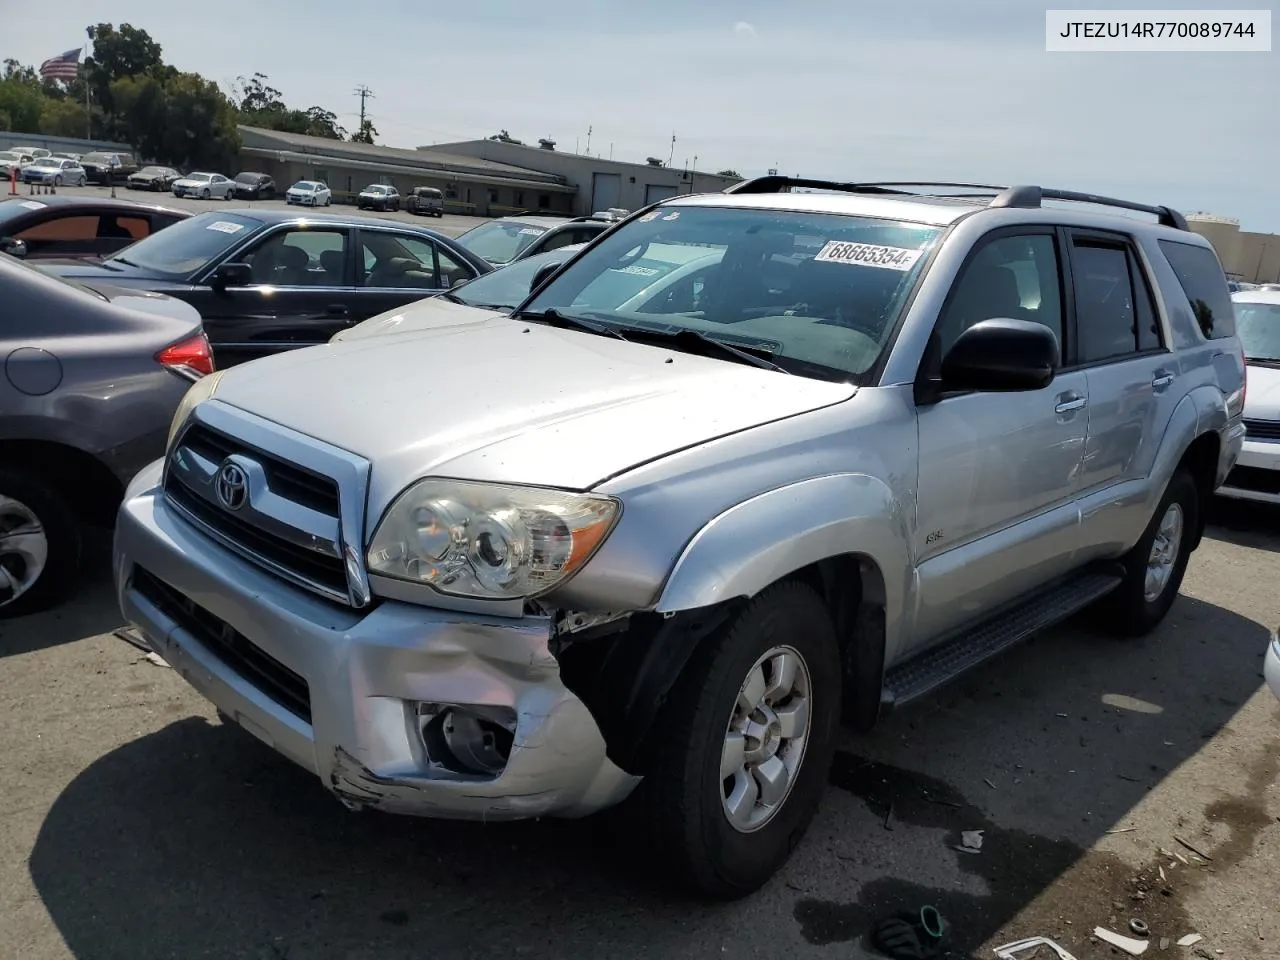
[141,651,168,668]
[993,936,1079,959]
[1094,926,1150,955]
[1176,933,1204,947]
[955,829,984,855]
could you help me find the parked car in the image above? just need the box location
[1218,288,1280,504]
[19,157,87,187]
[127,166,182,192]
[49,152,82,163]
[173,172,235,200]
[405,186,445,217]
[108,177,1245,898]
[39,209,493,367]
[233,172,276,200]
[332,244,587,342]
[356,183,400,212]
[286,180,331,207]
[454,214,614,266]
[0,196,190,261]
[0,149,32,177]
[80,151,137,184]
[0,253,212,618]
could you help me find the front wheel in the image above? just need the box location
[0,470,82,619]
[639,581,841,898]
[1103,469,1199,637]
[201,188,210,199]
[53,175,62,187]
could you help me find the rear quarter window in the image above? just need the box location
[1158,239,1236,340]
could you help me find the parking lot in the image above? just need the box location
[9,182,483,239]
[1,498,1277,960]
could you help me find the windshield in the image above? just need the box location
[452,248,581,311]
[140,166,167,175]
[235,173,260,183]
[522,205,941,382]
[293,182,317,190]
[187,173,212,182]
[457,220,550,264]
[31,159,59,168]
[105,211,262,279]
[363,185,386,193]
[82,153,112,164]
[1234,301,1280,361]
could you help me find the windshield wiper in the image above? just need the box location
[616,327,790,374]
[110,257,138,267]
[516,307,628,341]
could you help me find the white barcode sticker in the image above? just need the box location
[615,265,660,277]
[518,227,546,236]
[21,200,46,210]
[637,212,660,222]
[206,220,245,234]
[813,240,922,271]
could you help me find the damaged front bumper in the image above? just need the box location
[113,463,640,821]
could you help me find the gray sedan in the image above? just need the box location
[0,253,213,617]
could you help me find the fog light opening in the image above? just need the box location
[418,704,515,777]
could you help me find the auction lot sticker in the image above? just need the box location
[206,221,246,234]
[813,240,923,271]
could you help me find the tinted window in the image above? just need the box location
[361,233,440,289]
[104,211,264,279]
[457,220,550,264]
[1073,242,1142,363]
[938,233,1063,357]
[1132,254,1162,352]
[1233,301,1280,361]
[1159,239,1235,339]
[17,215,99,242]
[245,228,347,285]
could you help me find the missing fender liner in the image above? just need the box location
[553,602,741,776]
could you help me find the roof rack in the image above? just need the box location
[723,176,1189,231]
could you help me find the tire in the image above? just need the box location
[78,175,86,187]
[0,469,82,619]
[53,175,62,187]
[638,580,841,899]
[201,188,210,199]
[1102,469,1198,637]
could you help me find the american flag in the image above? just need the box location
[39,48,82,81]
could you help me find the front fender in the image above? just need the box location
[654,473,913,652]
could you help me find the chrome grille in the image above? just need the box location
[163,402,373,608]
[1243,418,1280,442]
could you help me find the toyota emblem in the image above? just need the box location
[215,460,249,511]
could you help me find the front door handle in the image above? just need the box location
[1055,396,1087,414]
[1152,372,1174,391]
[325,304,350,316]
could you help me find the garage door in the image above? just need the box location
[591,173,622,212]
[645,184,679,204]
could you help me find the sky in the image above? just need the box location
[4,0,1277,229]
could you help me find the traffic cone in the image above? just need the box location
[49,182,56,195]
[27,182,33,195]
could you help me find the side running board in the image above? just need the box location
[881,565,1125,711]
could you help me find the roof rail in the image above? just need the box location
[723,176,1009,197]
[988,185,1189,230]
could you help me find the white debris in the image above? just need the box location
[142,651,169,668]
[954,829,984,854]
[1094,927,1150,955]
[1177,934,1204,947]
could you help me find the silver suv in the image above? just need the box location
[112,177,1246,899]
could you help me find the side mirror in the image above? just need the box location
[529,260,565,291]
[0,236,28,259]
[211,261,252,287]
[940,318,1059,393]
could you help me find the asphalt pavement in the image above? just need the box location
[1,499,1277,960]
[8,182,483,239]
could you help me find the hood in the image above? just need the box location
[211,316,856,497]
[36,259,155,281]
[333,296,505,342]
[1245,363,1280,421]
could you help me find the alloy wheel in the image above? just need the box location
[0,495,48,608]
[1143,502,1184,602]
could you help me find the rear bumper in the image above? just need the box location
[1218,435,1280,505]
[113,461,639,821]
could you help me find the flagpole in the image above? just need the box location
[83,46,90,141]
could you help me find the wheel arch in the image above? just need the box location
[0,438,124,527]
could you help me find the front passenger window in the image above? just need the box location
[937,234,1063,357]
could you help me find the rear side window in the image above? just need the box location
[1158,239,1235,339]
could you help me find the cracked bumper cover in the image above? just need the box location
[113,461,640,821]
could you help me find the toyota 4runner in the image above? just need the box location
[112,177,1246,899]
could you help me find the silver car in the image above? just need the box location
[172,172,235,200]
[112,177,1245,898]
[1,254,212,617]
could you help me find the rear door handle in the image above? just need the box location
[1152,372,1174,391]
[1055,396,1087,414]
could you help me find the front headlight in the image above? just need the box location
[166,369,224,450]
[366,479,620,600]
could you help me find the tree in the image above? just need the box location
[350,119,378,144]
[231,72,347,140]
[84,23,164,115]
[38,97,89,138]
[0,77,44,132]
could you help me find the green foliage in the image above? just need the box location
[5,23,342,169]
[351,119,378,144]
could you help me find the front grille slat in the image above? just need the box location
[1244,418,1280,442]
[164,420,352,605]
[134,567,312,723]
